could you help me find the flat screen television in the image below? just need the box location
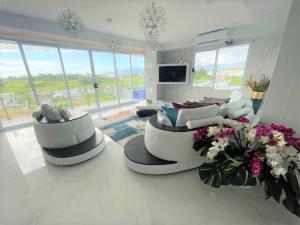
[158,63,189,84]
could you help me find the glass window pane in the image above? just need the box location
[115,53,132,103]
[23,45,70,107]
[61,48,96,110]
[193,50,216,87]
[215,44,249,89]
[0,40,37,127]
[92,51,117,106]
[131,54,145,100]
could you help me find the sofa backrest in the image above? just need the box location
[176,104,220,127]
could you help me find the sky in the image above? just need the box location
[0,40,145,78]
[194,44,249,71]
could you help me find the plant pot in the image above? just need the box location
[251,92,264,114]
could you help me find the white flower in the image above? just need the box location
[244,124,253,131]
[297,152,300,161]
[208,126,220,137]
[266,145,278,154]
[207,150,218,160]
[272,130,286,147]
[271,166,287,177]
[206,138,229,160]
[266,153,283,168]
[260,136,269,144]
[246,130,256,143]
[285,146,298,157]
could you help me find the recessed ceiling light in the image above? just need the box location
[204,0,214,4]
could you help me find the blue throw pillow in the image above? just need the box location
[161,106,179,127]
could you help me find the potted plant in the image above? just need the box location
[246,75,270,114]
[193,117,300,217]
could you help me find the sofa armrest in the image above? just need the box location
[186,116,223,129]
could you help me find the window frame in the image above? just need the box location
[0,37,145,130]
[192,42,250,90]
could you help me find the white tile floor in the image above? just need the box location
[0,127,299,225]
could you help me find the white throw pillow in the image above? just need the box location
[157,110,173,126]
[229,90,243,103]
[176,105,220,127]
[186,116,224,129]
[221,99,245,113]
[227,106,252,119]
[41,104,63,121]
[32,106,43,119]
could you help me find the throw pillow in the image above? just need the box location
[161,106,179,127]
[59,107,72,120]
[32,106,43,119]
[157,110,173,126]
[41,104,63,121]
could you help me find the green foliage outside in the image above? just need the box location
[193,66,243,87]
[0,74,145,119]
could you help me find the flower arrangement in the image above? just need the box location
[193,117,300,217]
[246,75,270,92]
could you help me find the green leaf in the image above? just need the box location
[286,166,300,198]
[223,164,257,187]
[199,162,227,188]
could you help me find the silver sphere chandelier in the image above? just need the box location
[57,9,85,37]
[102,18,121,51]
[139,1,167,46]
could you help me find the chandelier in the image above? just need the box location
[57,9,85,37]
[139,2,167,46]
[102,18,121,51]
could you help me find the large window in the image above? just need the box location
[23,45,69,106]
[115,53,132,103]
[131,54,146,100]
[61,48,96,110]
[0,40,36,127]
[193,44,249,89]
[93,51,117,106]
[0,38,145,129]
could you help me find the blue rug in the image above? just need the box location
[100,115,148,146]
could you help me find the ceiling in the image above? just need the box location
[0,0,292,45]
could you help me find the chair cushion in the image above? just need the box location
[186,116,224,129]
[162,106,179,127]
[157,110,173,126]
[176,104,220,127]
[227,106,253,119]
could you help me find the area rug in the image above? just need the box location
[95,113,148,146]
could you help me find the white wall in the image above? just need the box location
[0,10,145,50]
[262,0,300,134]
[157,34,282,102]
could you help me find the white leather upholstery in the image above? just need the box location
[186,116,224,129]
[157,110,173,126]
[176,105,220,127]
[34,113,95,148]
[227,106,252,119]
[144,120,203,162]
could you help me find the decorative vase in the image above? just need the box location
[251,91,264,114]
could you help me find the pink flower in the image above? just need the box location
[256,124,271,137]
[235,117,249,123]
[250,153,263,176]
[214,128,235,138]
[193,127,209,141]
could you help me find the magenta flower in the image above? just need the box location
[250,153,263,176]
[215,128,235,138]
[193,127,209,141]
[255,124,271,137]
[235,116,249,123]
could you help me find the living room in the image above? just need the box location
[0,0,299,224]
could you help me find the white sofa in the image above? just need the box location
[34,112,95,149]
[158,91,254,129]
[33,112,105,165]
